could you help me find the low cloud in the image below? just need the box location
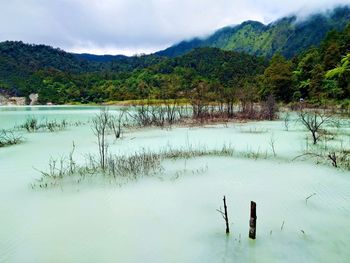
[0,0,349,55]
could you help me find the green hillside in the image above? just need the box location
[0,43,266,103]
[157,6,350,58]
[0,6,349,106]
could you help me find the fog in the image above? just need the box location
[0,0,349,55]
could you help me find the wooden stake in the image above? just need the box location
[249,201,257,239]
[223,196,229,234]
[217,195,230,234]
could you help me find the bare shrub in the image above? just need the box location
[293,149,350,170]
[22,116,39,132]
[108,110,125,139]
[261,94,278,121]
[0,129,23,147]
[298,110,333,144]
[45,119,68,132]
[127,102,188,128]
[92,109,110,170]
[269,134,277,157]
[33,144,236,188]
[283,112,291,131]
[19,116,68,132]
[329,150,350,169]
[189,81,211,121]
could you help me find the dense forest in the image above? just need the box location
[0,10,349,106]
[157,6,350,58]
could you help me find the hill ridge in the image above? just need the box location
[156,5,350,58]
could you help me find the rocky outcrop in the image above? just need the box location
[0,93,40,106]
[0,95,7,105]
[0,94,27,105]
[29,93,39,105]
[8,97,26,105]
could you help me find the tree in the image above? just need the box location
[321,30,342,70]
[326,53,350,98]
[189,79,211,120]
[236,78,259,116]
[293,49,321,100]
[309,64,325,100]
[326,53,350,79]
[262,54,293,102]
[298,110,331,144]
[92,109,110,170]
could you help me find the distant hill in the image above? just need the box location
[0,6,349,103]
[0,41,266,100]
[169,47,267,84]
[157,6,350,58]
[0,41,165,96]
[0,41,92,73]
[73,53,128,63]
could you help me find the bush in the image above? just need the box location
[0,129,23,147]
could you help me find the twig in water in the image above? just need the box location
[305,193,316,204]
[281,220,285,231]
[269,134,277,157]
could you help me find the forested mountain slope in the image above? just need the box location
[157,6,350,58]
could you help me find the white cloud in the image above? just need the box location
[0,0,349,55]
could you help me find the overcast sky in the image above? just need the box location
[0,0,349,55]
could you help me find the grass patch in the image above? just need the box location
[18,116,69,132]
[32,144,238,189]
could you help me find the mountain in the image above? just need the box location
[0,41,93,73]
[169,47,267,84]
[0,40,266,102]
[0,6,349,103]
[157,6,350,58]
[0,41,166,96]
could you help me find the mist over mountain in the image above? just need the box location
[157,6,350,58]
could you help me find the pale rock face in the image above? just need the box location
[29,93,39,105]
[0,94,38,105]
[10,97,26,105]
[0,95,7,105]
[0,94,27,105]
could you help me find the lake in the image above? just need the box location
[1,106,349,263]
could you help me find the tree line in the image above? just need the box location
[0,22,349,106]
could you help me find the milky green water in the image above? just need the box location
[0,106,350,263]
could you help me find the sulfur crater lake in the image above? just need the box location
[0,106,350,263]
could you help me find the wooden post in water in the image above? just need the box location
[217,196,230,234]
[249,201,257,239]
[223,196,229,234]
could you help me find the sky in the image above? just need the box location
[0,0,349,55]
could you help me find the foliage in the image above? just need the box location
[0,43,266,104]
[157,6,350,58]
[261,54,293,101]
[292,22,350,102]
[1,10,350,106]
